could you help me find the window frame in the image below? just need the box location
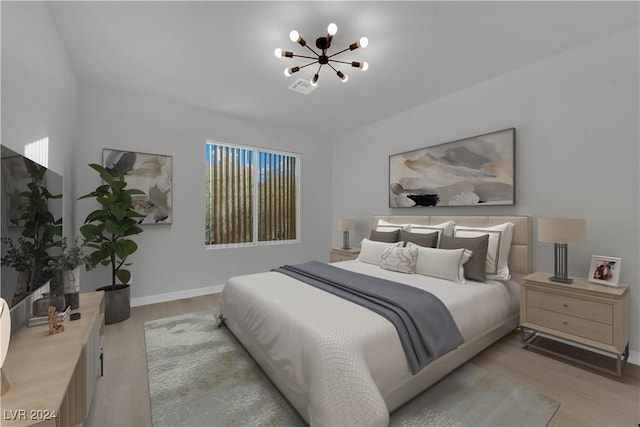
[205,140,301,249]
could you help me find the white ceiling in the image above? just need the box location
[46,1,638,138]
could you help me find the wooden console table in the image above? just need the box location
[1,292,105,426]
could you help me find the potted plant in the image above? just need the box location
[79,164,144,324]
[0,237,35,306]
[45,237,87,310]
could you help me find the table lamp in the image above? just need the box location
[1,298,10,395]
[538,218,586,283]
[337,218,356,250]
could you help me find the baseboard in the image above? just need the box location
[131,284,225,307]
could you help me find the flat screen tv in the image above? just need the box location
[0,145,63,308]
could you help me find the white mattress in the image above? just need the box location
[220,260,520,426]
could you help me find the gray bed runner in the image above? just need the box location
[273,261,464,374]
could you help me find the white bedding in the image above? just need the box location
[220,260,519,426]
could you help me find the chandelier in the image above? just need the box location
[275,23,368,86]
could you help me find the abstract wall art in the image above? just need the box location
[103,149,172,224]
[389,128,515,207]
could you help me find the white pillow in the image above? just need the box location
[453,222,514,280]
[376,219,410,232]
[407,242,472,284]
[408,221,455,245]
[357,238,402,265]
[380,246,418,274]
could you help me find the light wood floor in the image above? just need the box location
[86,294,639,427]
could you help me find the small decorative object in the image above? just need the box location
[1,298,11,396]
[47,306,64,335]
[275,22,368,86]
[337,218,356,250]
[46,237,87,310]
[588,255,622,287]
[538,218,586,284]
[389,128,515,207]
[102,149,172,224]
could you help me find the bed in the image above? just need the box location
[220,215,530,426]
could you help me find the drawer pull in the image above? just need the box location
[562,303,568,308]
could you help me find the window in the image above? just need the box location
[205,141,299,247]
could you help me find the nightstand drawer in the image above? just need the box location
[527,289,612,324]
[330,248,360,263]
[331,253,356,262]
[527,306,613,345]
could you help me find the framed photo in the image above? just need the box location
[588,255,622,287]
[389,128,515,207]
[102,149,172,224]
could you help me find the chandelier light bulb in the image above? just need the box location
[311,74,319,86]
[362,61,369,71]
[274,48,283,58]
[359,37,369,48]
[327,23,338,36]
[337,71,348,82]
[284,66,300,77]
[289,30,299,42]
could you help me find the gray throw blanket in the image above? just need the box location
[273,261,464,374]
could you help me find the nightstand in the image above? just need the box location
[330,247,361,262]
[520,272,630,376]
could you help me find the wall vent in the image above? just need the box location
[288,78,318,95]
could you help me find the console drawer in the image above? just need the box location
[527,289,612,324]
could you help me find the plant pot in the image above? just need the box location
[97,284,130,325]
[62,268,80,310]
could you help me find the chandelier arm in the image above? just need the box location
[327,47,351,58]
[303,44,322,57]
[297,60,320,70]
[291,53,318,60]
[328,59,354,65]
[326,63,340,73]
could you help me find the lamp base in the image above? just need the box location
[1,367,9,396]
[549,275,573,284]
[342,231,351,250]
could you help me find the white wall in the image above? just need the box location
[74,85,332,304]
[1,2,79,298]
[331,27,640,357]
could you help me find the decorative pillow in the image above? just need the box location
[407,243,472,284]
[376,219,410,232]
[453,223,514,280]
[439,234,489,282]
[399,230,438,248]
[357,238,403,265]
[369,229,400,243]
[379,246,418,274]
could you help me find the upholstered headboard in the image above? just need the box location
[371,215,531,276]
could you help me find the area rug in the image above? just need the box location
[145,311,560,427]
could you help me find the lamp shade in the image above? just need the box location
[1,298,10,367]
[337,218,356,232]
[538,218,586,244]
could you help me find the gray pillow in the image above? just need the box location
[439,234,489,282]
[399,230,438,248]
[369,229,400,243]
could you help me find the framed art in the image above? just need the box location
[588,255,622,287]
[389,128,515,207]
[102,149,172,224]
